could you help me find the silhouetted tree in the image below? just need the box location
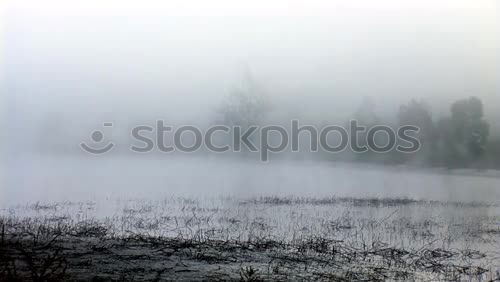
[351,97,381,162]
[450,97,489,158]
[437,97,489,168]
[218,71,271,128]
[484,139,500,168]
[217,70,271,156]
[397,99,437,164]
[354,97,379,126]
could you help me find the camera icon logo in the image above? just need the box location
[80,122,115,154]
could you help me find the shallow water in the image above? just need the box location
[2,156,499,276]
[1,155,500,206]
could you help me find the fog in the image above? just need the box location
[3,1,499,120]
[1,3,500,279]
[1,0,500,204]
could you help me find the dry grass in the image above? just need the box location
[1,196,499,281]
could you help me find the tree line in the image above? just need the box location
[218,80,499,169]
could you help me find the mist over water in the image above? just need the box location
[1,0,499,205]
[1,156,500,207]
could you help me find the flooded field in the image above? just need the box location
[1,157,499,280]
[2,156,500,205]
[1,196,499,280]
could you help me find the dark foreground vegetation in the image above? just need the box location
[0,226,498,281]
[1,197,499,281]
[0,219,496,281]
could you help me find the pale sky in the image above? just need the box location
[2,0,499,125]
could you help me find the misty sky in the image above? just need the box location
[1,0,499,129]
